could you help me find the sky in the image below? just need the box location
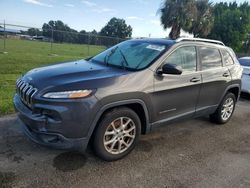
[0,0,249,37]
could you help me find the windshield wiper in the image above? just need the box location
[118,47,129,69]
[104,46,128,69]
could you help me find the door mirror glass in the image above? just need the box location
[158,63,182,75]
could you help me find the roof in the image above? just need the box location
[132,38,176,46]
[0,28,21,33]
[132,37,225,47]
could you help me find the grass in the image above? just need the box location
[0,39,105,116]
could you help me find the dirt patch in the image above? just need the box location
[136,140,153,152]
[53,152,87,172]
[0,171,15,188]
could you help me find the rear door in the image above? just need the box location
[196,46,231,113]
[151,46,202,122]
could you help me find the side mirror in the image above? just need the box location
[157,63,182,75]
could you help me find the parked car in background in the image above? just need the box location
[14,38,242,161]
[238,57,250,94]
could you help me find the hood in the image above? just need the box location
[22,59,129,93]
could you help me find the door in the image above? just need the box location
[196,46,232,112]
[151,46,202,122]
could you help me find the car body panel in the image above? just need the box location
[241,66,250,94]
[13,38,242,152]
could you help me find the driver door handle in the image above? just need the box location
[190,77,200,83]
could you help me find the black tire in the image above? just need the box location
[209,92,236,124]
[93,107,141,161]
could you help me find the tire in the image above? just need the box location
[210,92,236,124]
[93,107,141,161]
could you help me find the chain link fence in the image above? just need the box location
[0,21,126,57]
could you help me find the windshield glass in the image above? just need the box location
[90,40,170,70]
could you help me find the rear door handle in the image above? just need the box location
[190,77,200,83]
[223,72,230,77]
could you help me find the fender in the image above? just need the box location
[86,99,151,142]
[219,84,241,104]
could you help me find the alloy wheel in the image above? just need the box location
[103,117,136,155]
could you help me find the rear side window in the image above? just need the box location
[164,46,197,73]
[199,47,222,70]
[221,50,234,66]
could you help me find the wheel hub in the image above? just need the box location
[103,117,136,155]
[221,97,234,121]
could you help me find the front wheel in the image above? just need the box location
[93,107,141,161]
[210,92,236,124]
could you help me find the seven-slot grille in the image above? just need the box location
[16,79,38,107]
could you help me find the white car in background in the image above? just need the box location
[238,57,250,94]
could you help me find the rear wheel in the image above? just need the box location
[210,92,236,124]
[93,107,141,161]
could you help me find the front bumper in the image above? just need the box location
[13,94,99,151]
[19,119,88,151]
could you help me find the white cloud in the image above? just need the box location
[135,0,148,5]
[149,13,156,17]
[126,16,144,21]
[23,0,53,7]
[150,19,161,25]
[64,4,75,8]
[82,0,96,7]
[93,8,115,13]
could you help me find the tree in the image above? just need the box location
[78,30,87,44]
[27,28,42,36]
[159,0,214,39]
[100,17,132,39]
[159,0,197,39]
[42,20,78,43]
[188,0,214,37]
[208,2,250,51]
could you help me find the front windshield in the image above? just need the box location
[90,40,169,70]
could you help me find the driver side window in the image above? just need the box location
[164,46,197,73]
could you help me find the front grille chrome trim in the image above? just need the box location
[16,79,38,107]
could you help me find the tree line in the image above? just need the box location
[23,18,132,46]
[160,0,250,52]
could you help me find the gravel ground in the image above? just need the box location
[0,95,250,188]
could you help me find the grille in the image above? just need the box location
[16,79,38,107]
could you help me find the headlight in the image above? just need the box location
[43,90,93,99]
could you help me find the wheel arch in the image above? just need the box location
[218,84,240,106]
[87,99,151,145]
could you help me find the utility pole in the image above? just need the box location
[3,20,7,53]
[50,27,54,54]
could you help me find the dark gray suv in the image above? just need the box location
[14,38,242,161]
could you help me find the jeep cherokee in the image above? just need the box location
[14,38,242,161]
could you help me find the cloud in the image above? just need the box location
[82,0,96,7]
[93,8,115,13]
[81,1,115,14]
[135,0,148,5]
[126,16,144,21]
[23,0,53,7]
[150,19,161,25]
[64,4,75,8]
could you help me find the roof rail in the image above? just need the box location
[176,37,225,46]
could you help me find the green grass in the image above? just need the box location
[0,39,105,116]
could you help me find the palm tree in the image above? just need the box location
[159,0,197,39]
[188,0,214,37]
